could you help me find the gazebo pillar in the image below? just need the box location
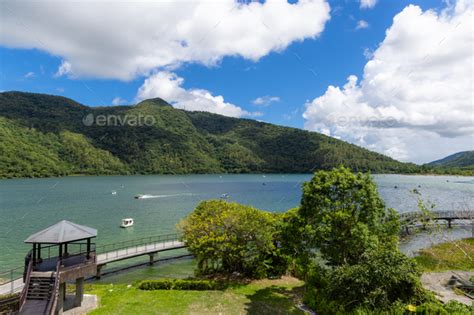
[37,244,41,261]
[87,238,91,259]
[32,243,37,265]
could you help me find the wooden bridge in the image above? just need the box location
[0,233,185,303]
[400,210,473,228]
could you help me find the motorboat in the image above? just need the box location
[120,218,134,228]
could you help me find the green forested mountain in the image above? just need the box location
[422,150,474,175]
[0,91,420,178]
[427,151,474,168]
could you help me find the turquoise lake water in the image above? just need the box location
[1,174,473,271]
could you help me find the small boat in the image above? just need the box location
[111,191,117,195]
[120,218,134,228]
[220,193,229,199]
[134,194,144,199]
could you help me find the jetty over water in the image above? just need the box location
[400,210,474,229]
[0,221,185,315]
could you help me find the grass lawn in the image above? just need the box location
[86,276,305,315]
[414,238,474,272]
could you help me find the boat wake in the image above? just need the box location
[135,193,197,199]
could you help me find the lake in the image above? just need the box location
[1,174,473,270]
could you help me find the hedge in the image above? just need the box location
[138,279,223,291]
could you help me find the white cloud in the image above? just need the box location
[356,20,369,30]
[252,95,281,106]
[303,1,474,163]
[0,0,330,81]
[360,0,377,9]
[23,71,35,78]
[54,61,72,78]
[136,71,260,118]
[112,97,127,105]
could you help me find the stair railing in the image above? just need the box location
[45,260,61,315]
[18,259,33,312]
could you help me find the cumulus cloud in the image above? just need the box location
[112,97,127,106]
[303,1,474,163]
[252,95,281,106]
[0,0,330,81]
[360,0,377,9]
[136,71,260,118]
[356,20,369,30]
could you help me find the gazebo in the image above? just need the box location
[21,220,98,314]
[24,220,97,271]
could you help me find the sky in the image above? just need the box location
[0,0,472,164]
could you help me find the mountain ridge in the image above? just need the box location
[427,151,474,168]
[0,91,421,178]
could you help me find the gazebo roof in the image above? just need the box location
[24,220,97,244]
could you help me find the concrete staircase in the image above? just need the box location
[19,273,55,315]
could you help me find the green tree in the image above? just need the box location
[305,248,427,312]
[299,166,400,265]
[296,166,430,313]
[177,200,281,278]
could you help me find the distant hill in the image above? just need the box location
[0,91,421,178]
[427,151,474,168]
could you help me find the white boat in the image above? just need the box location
[111,191,117,195]
[120,218,134,228]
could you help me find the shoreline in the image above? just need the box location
[1,172,473,181]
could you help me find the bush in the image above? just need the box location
[138,279,223,291]
[178,200,286,278]
[304,248,429,313]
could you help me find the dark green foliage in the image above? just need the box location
[304,248,427,313]
[299,166,400,266]
[291,167,431,313]
[0,91,422,178]
[138,279,222,290]
[178,200,285,278]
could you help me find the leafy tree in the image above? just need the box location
[177,200,283,278]
[305,247,427,312]
[295,167,430,313]
[299,166,400,265]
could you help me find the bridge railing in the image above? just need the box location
[0,266,24,294]
[400,210,474,221]
[95,232,182,257]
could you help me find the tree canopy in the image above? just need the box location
[177,200,283,278]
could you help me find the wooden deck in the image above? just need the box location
[0,235,186,296]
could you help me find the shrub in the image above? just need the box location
[178,200,286,278]
[138,279,223,291]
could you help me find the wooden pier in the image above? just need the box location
[0,231,185,314]
[400,210,473,228]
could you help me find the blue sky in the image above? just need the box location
[0,0,472,163]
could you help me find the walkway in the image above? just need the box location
[97,239,185,265]
[0,233,186,296]
[421,271,474,306]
